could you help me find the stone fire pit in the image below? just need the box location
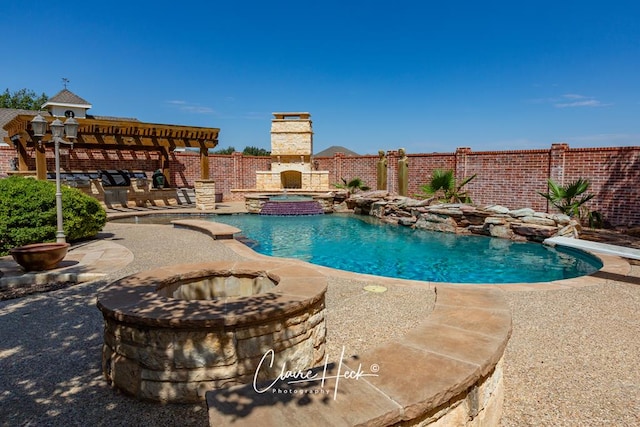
[97,260,327,403]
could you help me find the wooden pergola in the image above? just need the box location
[2,114,219,182]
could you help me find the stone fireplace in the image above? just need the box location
[255,112,329,191]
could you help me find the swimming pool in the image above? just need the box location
[116,213,602,284]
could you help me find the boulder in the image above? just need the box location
[484,205,511,214]
[484,216,509,225]
[402,198,433,207]
[414,213,458,233]
[370,201,387,218]
[489,224,514,239]
[511,224,558,241]
[551,214,572,225]
[427,207,465,217]
[398,217,417,226]
[468,225,490,236]
[509,208,535,218]
[521,216,557,227]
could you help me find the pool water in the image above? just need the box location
[203,214,602,284]
[115,213,602,283]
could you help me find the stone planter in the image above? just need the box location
[9,242,70,271]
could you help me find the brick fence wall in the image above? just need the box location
[1,144,638,226]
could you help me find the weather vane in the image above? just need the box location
[62,77,70,89]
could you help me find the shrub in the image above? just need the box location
[334,177,370,193]
[0,176,106,255]
[538,178,594,218]
[418,169,477,203]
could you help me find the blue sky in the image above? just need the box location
[2,1,639,154]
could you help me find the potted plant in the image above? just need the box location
[10,242,70,271]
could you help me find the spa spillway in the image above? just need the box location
[97,261,327,403]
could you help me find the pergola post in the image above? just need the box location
[160,147,171,186]
[16,140,29,172]
[35,142,47,180]
[200,146,209,180]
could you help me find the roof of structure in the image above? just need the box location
[0,108,39,142]
[0,108,139,142]
[43,89,92,108]
[2,110,218,150]
[314,145,360,157]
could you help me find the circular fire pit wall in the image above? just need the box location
[97,262,327,403]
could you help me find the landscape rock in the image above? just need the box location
[484,205,511,214]
[344,194,581,242]
[521,216,557,227]
[509,208,535,218]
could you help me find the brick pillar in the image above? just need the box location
[455,147,472,181]
[334,152,344,185]
[549,142,569,185]
[232,152,244,189]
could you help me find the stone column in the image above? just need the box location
[195,179,216,210]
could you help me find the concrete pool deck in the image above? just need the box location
[0,204,639,425]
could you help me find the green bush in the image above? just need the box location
[0,176,106,255]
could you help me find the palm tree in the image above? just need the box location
[538,178,594,217]
[419,169,477,203]
[335,177,370,193]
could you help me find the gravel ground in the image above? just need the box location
[0,223,434,426]
[1,221,638,426]
[500,265,640,426]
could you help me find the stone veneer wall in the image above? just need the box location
[244,193,335,213]
[408,359,505,426]
[270,113,313,156]
[97,261,328,403]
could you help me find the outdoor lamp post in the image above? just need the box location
[30,114,79,243]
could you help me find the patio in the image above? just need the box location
[0,207,638,425]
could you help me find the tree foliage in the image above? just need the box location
[419,169,477,203]
[243,146,271,156]
[0,176,107,255]
[212,146,236,155]
[211,146,271,156]
[0,88,48,110]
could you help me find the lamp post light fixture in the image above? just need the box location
[30,113,79,243]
